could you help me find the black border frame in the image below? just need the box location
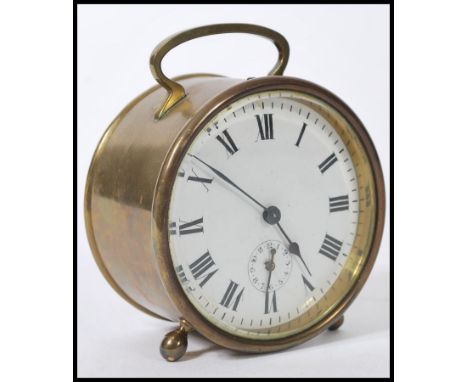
[74,2,393,380]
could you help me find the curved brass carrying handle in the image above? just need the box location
[150,23,290,119]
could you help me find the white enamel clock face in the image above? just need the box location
[167,90,368,339]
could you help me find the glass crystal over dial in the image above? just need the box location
[168,90,377,339]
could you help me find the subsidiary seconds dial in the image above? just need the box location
[168,90,361,340]
[248,240,292,293]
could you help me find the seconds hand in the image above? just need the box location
[264,248,276,314]
[190,154,312,276]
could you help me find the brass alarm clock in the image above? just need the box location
[85,23,385,362]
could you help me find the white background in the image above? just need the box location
[2,1,467,381]
[78,4,389,378]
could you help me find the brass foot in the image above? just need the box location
[160,319,192,362]
[328,315,344,331]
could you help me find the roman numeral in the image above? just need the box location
[219,280,244,311]
[318,152,338,173]
[188,169,213,192]
[179,168,213,191]
[329,195,349,212]
[187,175,213,184]
[302,275,315,292]
[175,265,189,284]
[216,129,239,155]
[177,217,204,235]
[189,251,218,287]
[175,264,195,292]
[295,122,307,146]
[255,114,274,140]
[264,290,278,314]
[319,234,343,261]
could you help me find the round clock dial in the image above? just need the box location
[168,90,377,340]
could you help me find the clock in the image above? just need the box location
[84,24,385,362]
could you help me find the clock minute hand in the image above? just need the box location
[190,154,267,210]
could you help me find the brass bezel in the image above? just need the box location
[153,76,385,353]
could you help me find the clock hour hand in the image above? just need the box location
[276,223,312,277]
[189,154,266,210]
[288,242,312,277]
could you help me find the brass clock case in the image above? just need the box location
[84,23,385,359]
